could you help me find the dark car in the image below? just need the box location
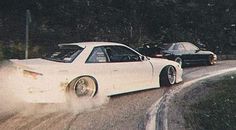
[138,42,217,67]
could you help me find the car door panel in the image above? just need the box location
[110,61,153,95]
[104,45,154,95]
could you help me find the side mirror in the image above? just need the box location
[140,55,149,61]
[195,49,200,53]
[200,48,206,51]
[63,57,72,62]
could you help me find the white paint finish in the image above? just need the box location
[110,61,153,95]
[9,42,183,103]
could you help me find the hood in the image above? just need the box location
[10,58,66,72]
[149,57,178,65]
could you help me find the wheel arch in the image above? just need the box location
[159,65,177,86]
[207,54,216,65]
[159,65,177,77]
[66,75,98,97]
[166,54,182,60]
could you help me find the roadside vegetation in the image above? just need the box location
[184,74,236,130]
[0,0,236,59]
[0,42,43,60]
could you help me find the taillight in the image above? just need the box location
[154,54,163,58]
[23,70,43,79]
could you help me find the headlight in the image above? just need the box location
[213,54,217,59]
[211,54,217,61]
[23,70,43,79]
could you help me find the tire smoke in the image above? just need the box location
[0,61,26,113]
[0,61,109,115]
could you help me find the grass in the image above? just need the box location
[184,74,236,130]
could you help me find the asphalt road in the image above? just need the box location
[0,60,236,130]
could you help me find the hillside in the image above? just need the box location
[0,0,235,59]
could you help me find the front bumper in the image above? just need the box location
[176,67,183,83]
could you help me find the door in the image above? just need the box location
[181,42,206,64]
[85,47,113,95]
[104,45,153,95]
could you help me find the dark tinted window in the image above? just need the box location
[43,45,83,63]
[104,46,141,62]
[173,43,185,51]
[159,43,173,50]
[182,43,199,51]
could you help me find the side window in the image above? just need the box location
[104,46,141,62]
[183,43,199,51]
[86,47,107,63]
[173,44,185,51]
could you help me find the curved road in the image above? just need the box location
[0,60,236,130]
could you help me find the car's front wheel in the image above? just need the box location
[160,65,176,86]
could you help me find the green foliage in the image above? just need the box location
[0,0,235,58]
[0,43,3,60]
[0,42,43,59]
[3,42,25,59]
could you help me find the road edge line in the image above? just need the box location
[145,67,236,130]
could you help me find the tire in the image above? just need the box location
[160,65,176,86]
[67,76,97,99]
[174,57,183,67]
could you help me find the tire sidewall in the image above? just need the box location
[160,65,176,86]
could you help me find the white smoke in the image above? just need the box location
[0,61,26,113]
[0,61,109,115]
[65,94,110,114]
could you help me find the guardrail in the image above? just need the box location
[217,55,236,60]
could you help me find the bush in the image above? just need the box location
[0,42,44,60]
[0,43,4,61]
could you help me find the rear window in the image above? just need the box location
[43,45,84,63]
[159,43,174,50]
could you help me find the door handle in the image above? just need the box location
[113,70,118,72]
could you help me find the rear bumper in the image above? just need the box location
[7,70,68,103]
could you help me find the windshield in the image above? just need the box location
[159,43,174,50]
[43,45,84,63]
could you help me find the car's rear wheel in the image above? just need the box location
[67,76,97,100]
[174,57,183,67]
[160,65,176,86]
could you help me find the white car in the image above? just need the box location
[10,42,183,103]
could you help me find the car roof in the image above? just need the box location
[163,42,192,44]
[176,42,192,44]
[59,42,125,48]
